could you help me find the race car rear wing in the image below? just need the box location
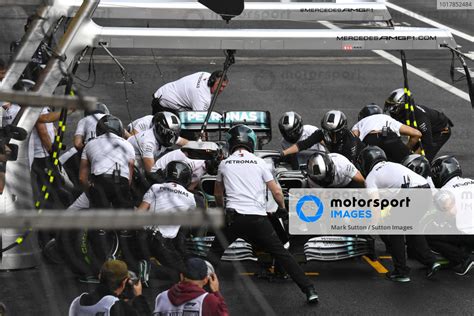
[179,111,272,148]
[179,111,224,131]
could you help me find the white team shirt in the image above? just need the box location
[69,293,118,316]
[154,290,207,316]
[142,182,196,238]
[281,124,326,152]
[151,149,206,183]
[308,153,358,188]
[365,161,428,189]
[217,149,274,216]
[127,115,153,134]
[59,147,78,165]
[153,72,212,111]
[351,114,403,141]
[82,133,135,180]
[442,176,474,234]
[128,128,166,161]
[67,192,90,211]
[30,107,55,159]
[74,113,105,144]
[1,103,21,126]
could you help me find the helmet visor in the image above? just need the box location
[284,128,302,143]
[323,129,345,144]
[155,125,178,146]
[384,99,403,116]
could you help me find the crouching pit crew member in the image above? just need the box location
[358,146,441,282]
[278,111,326,152]
[281,110,365,166]
[128,111,183,174]
[384,88,453,162]
[206,124,319,304]
[137,161,196,284]
[352,104,421,163]
[150,148,207,191]
[428,156,474,276]
[306,151,365,188]
[151,71,229,115]
[127,114,153,136]
[401,154,435,188]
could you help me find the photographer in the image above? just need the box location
[153,257,228,316]
[69,260,150,316]
[1,59,22,193]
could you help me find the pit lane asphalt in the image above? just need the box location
[0,2,473,315]
[1,252,473,315]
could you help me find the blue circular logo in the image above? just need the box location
[296,195,324,223]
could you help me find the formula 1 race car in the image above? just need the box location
[180,110,376,264]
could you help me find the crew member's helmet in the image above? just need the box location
[431,155,462,188]
[357,145,387,177]
[358,103,383,121]
[384,88,406,117]
[205,141,229,176]
[96,115,124,137]
[165,160,193,188]
[153,111,181,147]
[85,102,110,116]
[278,111,304,143]
[402,154,431,178]
[12,79,35,92]
[306,151,335,187]
[225,124,257,153]
[321,110,348,144]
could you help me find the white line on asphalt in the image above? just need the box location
[319,21,471,103]
[385,1,474,43]
[373,50,471,102]
[455,67,474,78]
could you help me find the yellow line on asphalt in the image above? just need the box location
[379,256,392,260]
[362,256,389,274]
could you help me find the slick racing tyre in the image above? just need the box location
[56,229,118,277]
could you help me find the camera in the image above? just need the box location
[205,260,215,276]
[0,125,27,162]
[120,270,139,300]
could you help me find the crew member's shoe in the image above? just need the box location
[386,271,411,283]
[305,286,319,304]
[426,262,442,278]
[454,258,474,276]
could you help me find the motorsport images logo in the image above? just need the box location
[296,195,324,222]
[289,189,441,235]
